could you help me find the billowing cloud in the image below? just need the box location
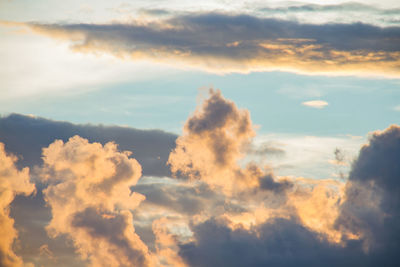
[0,113,177,177]
[302,100,329,109]
[1,90,399,266]
[10,13,400,76]
[336,125,400,257]
[176,124,400,267]
[168,89,290,194]
[39,136,152,267]
[0,143,35,267]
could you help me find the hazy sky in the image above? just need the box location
[0,1,399,267]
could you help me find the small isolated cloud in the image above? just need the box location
[393,105,400,111]
[302,100,329,109]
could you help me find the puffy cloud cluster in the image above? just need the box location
[40,136,152,267]
[177,124,400,267]
[0,143,35,267]
[11,13,400,76]
[168,89,256,193]
[1,91,400,267]
[168,89,292,196]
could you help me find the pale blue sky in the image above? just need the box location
[1,71,399,136]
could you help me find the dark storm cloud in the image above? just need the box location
[0,113,177,177]
[22,12,400,76]
[336,125,400,263]
[179,218,365,267]
[348,125,400,191]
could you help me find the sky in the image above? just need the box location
[0,0,399,266]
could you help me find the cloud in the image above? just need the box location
[179,217,365,267]
[177,124,400,267]
[302,100,329,109]
[0,113,177,177]
[336,125,400,257]
[39,136,152,267]
[1,90,399,266]
[10,12,400,77]
[245,141,285,157]
[0,143,35,267]
[168,89,282,194]
[255,2,400,26]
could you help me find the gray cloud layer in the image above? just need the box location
[0,113,177,177]
[22,12,400,76]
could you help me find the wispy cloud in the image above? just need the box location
[302,100,329,109]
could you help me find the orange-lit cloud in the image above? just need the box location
[8,13,400,77]
[152,218,187,267]
[0,92,399,266]
[40,136,152,267]
[176,124,400,267]
[0,143,35,267]
[168,89,259,194]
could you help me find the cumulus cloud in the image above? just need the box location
[0,143,35,267]
[0,113,177,177]
[8,12,400,76]
[39,136,152,267]
[302,100,329,109]
[2,91,400,267]
[168,89,292,194]
[176,124,400,267]
[336,125,400,257]
[168,89,254,191]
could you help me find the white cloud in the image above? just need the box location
[393,105,400,111]
[302,100,329,109]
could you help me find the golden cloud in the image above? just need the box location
[0,143,35,267]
